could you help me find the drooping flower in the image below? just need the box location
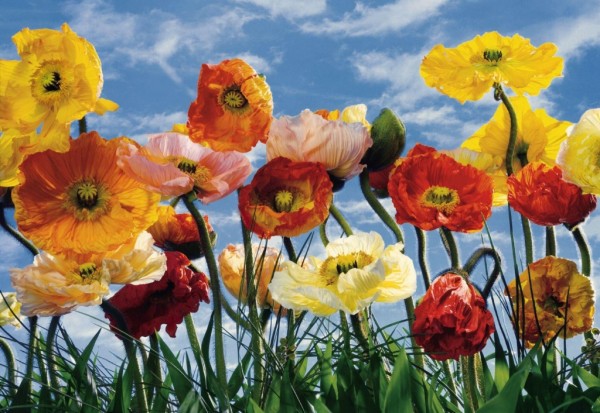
[218,243,283,311]
[0,293,22,328]
[13,132,160,256]
[10,231,166,317]
[388,144,493,232]
[507,162,596,226]
[148,205,216,259]
[266,109,372,180]
[104,251,210,339]
[238,157,333,239]
[0,23,118,149]
[117,132,252,202]
[462,96,571,171]
[413,272,495,361]
[420,31,563,103]
[268,232,417,316]
[187,58,273,152]
[505,256,595,347]
[557,108,600,194]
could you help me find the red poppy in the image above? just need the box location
[413,272,495,360]
[387,144,493,232]
[187,58,273,153]
[238,157,333,239]
[507,162,596,226]
[104,251,210,339]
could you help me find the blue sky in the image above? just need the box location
[2,0,600,358]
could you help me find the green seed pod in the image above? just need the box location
[361,108,406,172]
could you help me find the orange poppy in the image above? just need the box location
[507,162,596,226]
[388,144,493,232]
[238,157,333,238]
[187,58,273,153]
[13,132,160,256]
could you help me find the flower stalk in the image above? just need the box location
[494,84,518,176]
[546,226,556,257]
[440,226,460,269]
[0,338,16,397]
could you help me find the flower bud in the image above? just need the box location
[361,108,405,172]
[0,293,22,328]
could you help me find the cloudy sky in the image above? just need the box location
[2,0,600,359]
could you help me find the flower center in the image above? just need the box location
[220,85,249,114]
[177,159,197,174]
[67,262,103,285]
[65,180,111,221]
[31,60,73,105]
[320,251,374,285]
[543,295,565,318]
[421,186,460,215]
[483,49,503,63]
[42,71,61,92]
[515,141,529,167]
[193,165,212,186]
[274,190,294,212]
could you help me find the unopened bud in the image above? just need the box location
[361,108,405,172]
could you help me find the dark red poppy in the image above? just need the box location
[105,251,210,339]
[413,272,495,360]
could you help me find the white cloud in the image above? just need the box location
[541,6,600,60]
[235,0,326,18]
[300,0,448,37]
[87,110,187,141]
[584,215,600,243]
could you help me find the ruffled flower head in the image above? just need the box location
[238,157,333,239]
[117,132,252,202]
[105,251,210,339]
[13,132,160,256]
[420,31,563,103]
[0,23,118,150]
[187,58,273,152]
[267,109,372,180]
[388,144,493,232]
[505,256,595,347]
[268,232,417,316]
[413,272,495,360]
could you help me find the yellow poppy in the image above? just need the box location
[268,232,416,316]
[462,96,571,171]
[0,23,118,150]
[13,132,160,257]
[420,32,563,103]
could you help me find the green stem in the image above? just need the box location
[339,311,352,354]
[78,116,87,135]
[183,193,229,411]
[319,218,330,247]
[169,195,180,208]
[569,225,591,276]
[494,85,518,176]
[545,226,556,257]
[148,333,163,408]
[0,202,38,256]
[329,203,353,236]
[405,296,424,371]
[283,237,297,263]
[350,312,370,356]
[184,314,203,374]
[23,317,38,407]
[441,360,459,407]
[440,227,460,269]
[414,227,431,290]
[521,216,534,265]
[359,170,404,244]
[0,338,16,397]
[462,355,480,411]
[46,316,61,391]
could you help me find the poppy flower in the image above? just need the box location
[507,162,596,226]
[104,251,210,339]
[268,232,417,316]
[557,108,600,195]
[315,104,371,130]
[187,58,273,153]
[0,293,22,328]
[0,23,117,151]
[506,256,594,347]
[462,96,571,172]
[238,157,333,239]
[387,144,493,232]
[12,132,160,256]
[266,109,372,180]
[117,132,252,202]
[218,243,283,311]
[420,31,563,103]
[148,205,216,259]
[368,160,397,197]
[413,272,495,360]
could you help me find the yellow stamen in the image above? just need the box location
[320,252,374,285]
[177,159,197,174]
[483,49,503,63]
[220,85,249,114]
[421,185,460,215]
[274,190,294,212]
[76,182,98,208]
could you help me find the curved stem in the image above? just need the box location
[545,226,556,257]
[329,203,353,236]
[462,248,502,300]
[183,193,229,411]
[46,316,61,391]
[0,203,38,256]
[414,227,430,290]
[521,216,534,265]
[494,85,518,176]
[78,116,87,135]
[283,237,297,263]
[359,170,404,244]
[0,338,16,397]
[569,225,591,276]
[440,227,460,269]
[319,219,330,247]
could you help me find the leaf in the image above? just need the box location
[158,335,194,405]
[477,356,532,413]
[384,348,413,413]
